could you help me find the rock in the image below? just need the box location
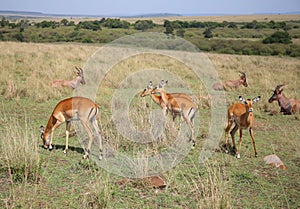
[263,154,287,170]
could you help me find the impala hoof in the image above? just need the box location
[236,154,241,159]
[49,145,53,150]
[225,150,229,154]
[83,154,89,159]
[63,150,67,154]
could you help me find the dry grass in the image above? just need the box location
[122,14,300,24]
[0,42,98,101]
[0,41,299,208]
[0,113,41,184]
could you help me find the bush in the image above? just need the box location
[263,31,292,44]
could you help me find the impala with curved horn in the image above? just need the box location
[225,95,260,158]
[52,66,86,90]
[150,80,198,147]
[268,84,300,115]
[213,72,248,91]
[39,97,103,159]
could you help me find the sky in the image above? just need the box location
[0,0,299,16]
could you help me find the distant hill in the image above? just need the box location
[0,10,299,19]
[0,10,181,18]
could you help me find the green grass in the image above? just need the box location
[0,41,299,208]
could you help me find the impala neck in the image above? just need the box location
[150,93,163,106]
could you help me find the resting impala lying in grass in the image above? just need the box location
[39,97,103,159]
[213,72,248,91]
[225,95,260,158]
[268,84,300,115]
[52,66,86,90]
[151,80,198,147]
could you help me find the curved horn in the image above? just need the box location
[275,84,285,90]
[239,71,246,77]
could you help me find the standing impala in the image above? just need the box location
[140,81,195,120]
[52,66,86,90]
[268,84,300,114]
[39,97,103,159]
[151,80,198,147]
[213,72,248,91]
[225,95,260,158]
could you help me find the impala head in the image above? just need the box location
[239,72,248,87]
[239,95,261,112]
[140,81,154,97]
[268,84,284,103]
[39,125,50,148]
[75,66,86,85]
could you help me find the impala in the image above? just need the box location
[140,81,194,119]
[151,80,198,147]
[268,84,300,114]
[225,95,260,158]
[52,66,86,89]
[213,72,248,91]
[39,97,103,159]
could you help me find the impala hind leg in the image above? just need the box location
[91,119,103,160]
[230,124,238,156]
[80,120,94,159]
[225,120,233,154]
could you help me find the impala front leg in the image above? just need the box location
[64,121,71,154]
[249,128,258,157]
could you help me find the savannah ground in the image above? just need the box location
[0,15,300,209]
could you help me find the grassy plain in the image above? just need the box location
[0,33,299,208]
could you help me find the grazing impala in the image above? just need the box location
[140,81,194,119]
[39,97,103,159]
[151,80,198,147]
[268,84,300,115]
[52,66,86,90]
[225,95,260,158]
[213,72,248,91]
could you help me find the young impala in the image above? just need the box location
[140,81,195,120]
[225,95,260,158]
[52,66,86,90]
[213,72,248,91]
[151,80,198,147]
[39,97,103,159]
[268,84,300,115]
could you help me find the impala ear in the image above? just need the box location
[147,81,153,89]
[239,96,246,102]
[39,125,45,133]
[253,96,261,103]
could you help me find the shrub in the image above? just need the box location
[263,31,292,44]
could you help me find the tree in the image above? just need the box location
[60,19,69,26]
